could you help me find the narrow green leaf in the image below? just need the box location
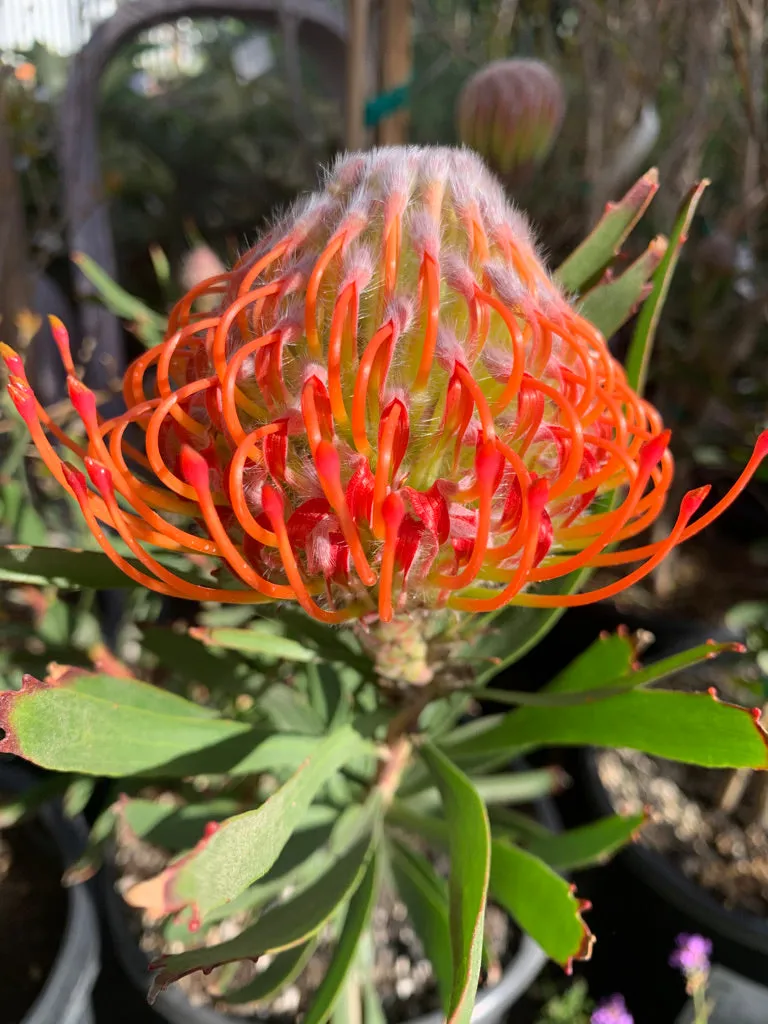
[271,608,372,674]
[261,685,326,735]
[118,798,241,852]
[73,251,166,348]
[223,940,316,1005]
[526,814,645,871]
[555,169,659,293]
[420,744,490,1024]
[625,179,709,394]
[63,803,117,884]
[578,236,667,338]
[0,773,72,828]
[0,544,209,590]
[545,631,637,693]
[442,689,768,769]
[304,853,380,1024]
[137,725,374,920]
[149,830,377,995]
[389,840,452,1008]
[490,840,592,969]
[403,769,561,814]
[307,662,350,730]
[141,626,245,688]
[462,568,590,686]
[189,625,316,662]
[63,776,96,818]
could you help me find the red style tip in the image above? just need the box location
[6,376,35,422]
[315,439,340,480]
[639,429,671,470]
[61,463,88,501]
[0,343,25,377]
[179,445,210,491]
[84,457,114,497]
[475,440,503,488]
[382,490,405,532]
[66,376,98,426]
[528,477,550,511]
[261,483,284,519]
[755,430,768,459]
[203,822,220,839]
[681,485,710,517]
[48,315,72,360]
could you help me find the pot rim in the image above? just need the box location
[102,790,561,1023]
[0,761,100,1024]
[580,747,768,955]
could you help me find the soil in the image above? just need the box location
[596,747,768,917]
[0,817,68,1024]
[113,810,521,1020]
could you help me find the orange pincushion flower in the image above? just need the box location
[5,148,767,623]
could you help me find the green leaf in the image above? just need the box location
[0,773,72,828]
[135,725,375,920]
[118,797,241,852]
[141,626,245,689]
[304,853,380,1024]
[389,840,452,1008]
[63,776,96,818]
[270,608,372,674]
[189,625,316,662]
[149,829,377,996]
[625,179,709,394]
[526,814,645,871]
[555,169,659,293]
[261,685,326,735]
[578,236,667,339]
[403,769,561,813]
[442,689,768,769]
[63,803,117,884]
[307,662,350,730]
[420,744,490,1024]
[223,940,316,1005]
[545,631,636,693]
[0,544,208,590]
[0,670,258,776]
[462,569,590,686]
[73,251,166,348]
[490,840,592,969]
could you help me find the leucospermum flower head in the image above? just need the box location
[457,60,565,180]
[5,147,768,624]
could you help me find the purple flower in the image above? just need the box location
[591,994,634,1024]
[670,933,712,976]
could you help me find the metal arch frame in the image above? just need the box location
[58,0,348,392]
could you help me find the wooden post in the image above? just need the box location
[377,0,412,145]
[345,0,369,150]
[0,77,29,349]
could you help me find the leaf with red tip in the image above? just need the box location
[147,829,377,999]
[127,725,374,922]
[625,179,709,394]
[490,840,593,970]
[556,169,659,293]
[0,669,249,775]
[442,688,768,770]
[578,235,668,339]
[188,625,315,662]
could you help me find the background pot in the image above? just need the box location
[101,797,561,1024]
[0,761,100,1024]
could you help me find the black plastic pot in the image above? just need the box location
[554,745,768,1022]
[0,762,100,1024]
[102,798,561,1024]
